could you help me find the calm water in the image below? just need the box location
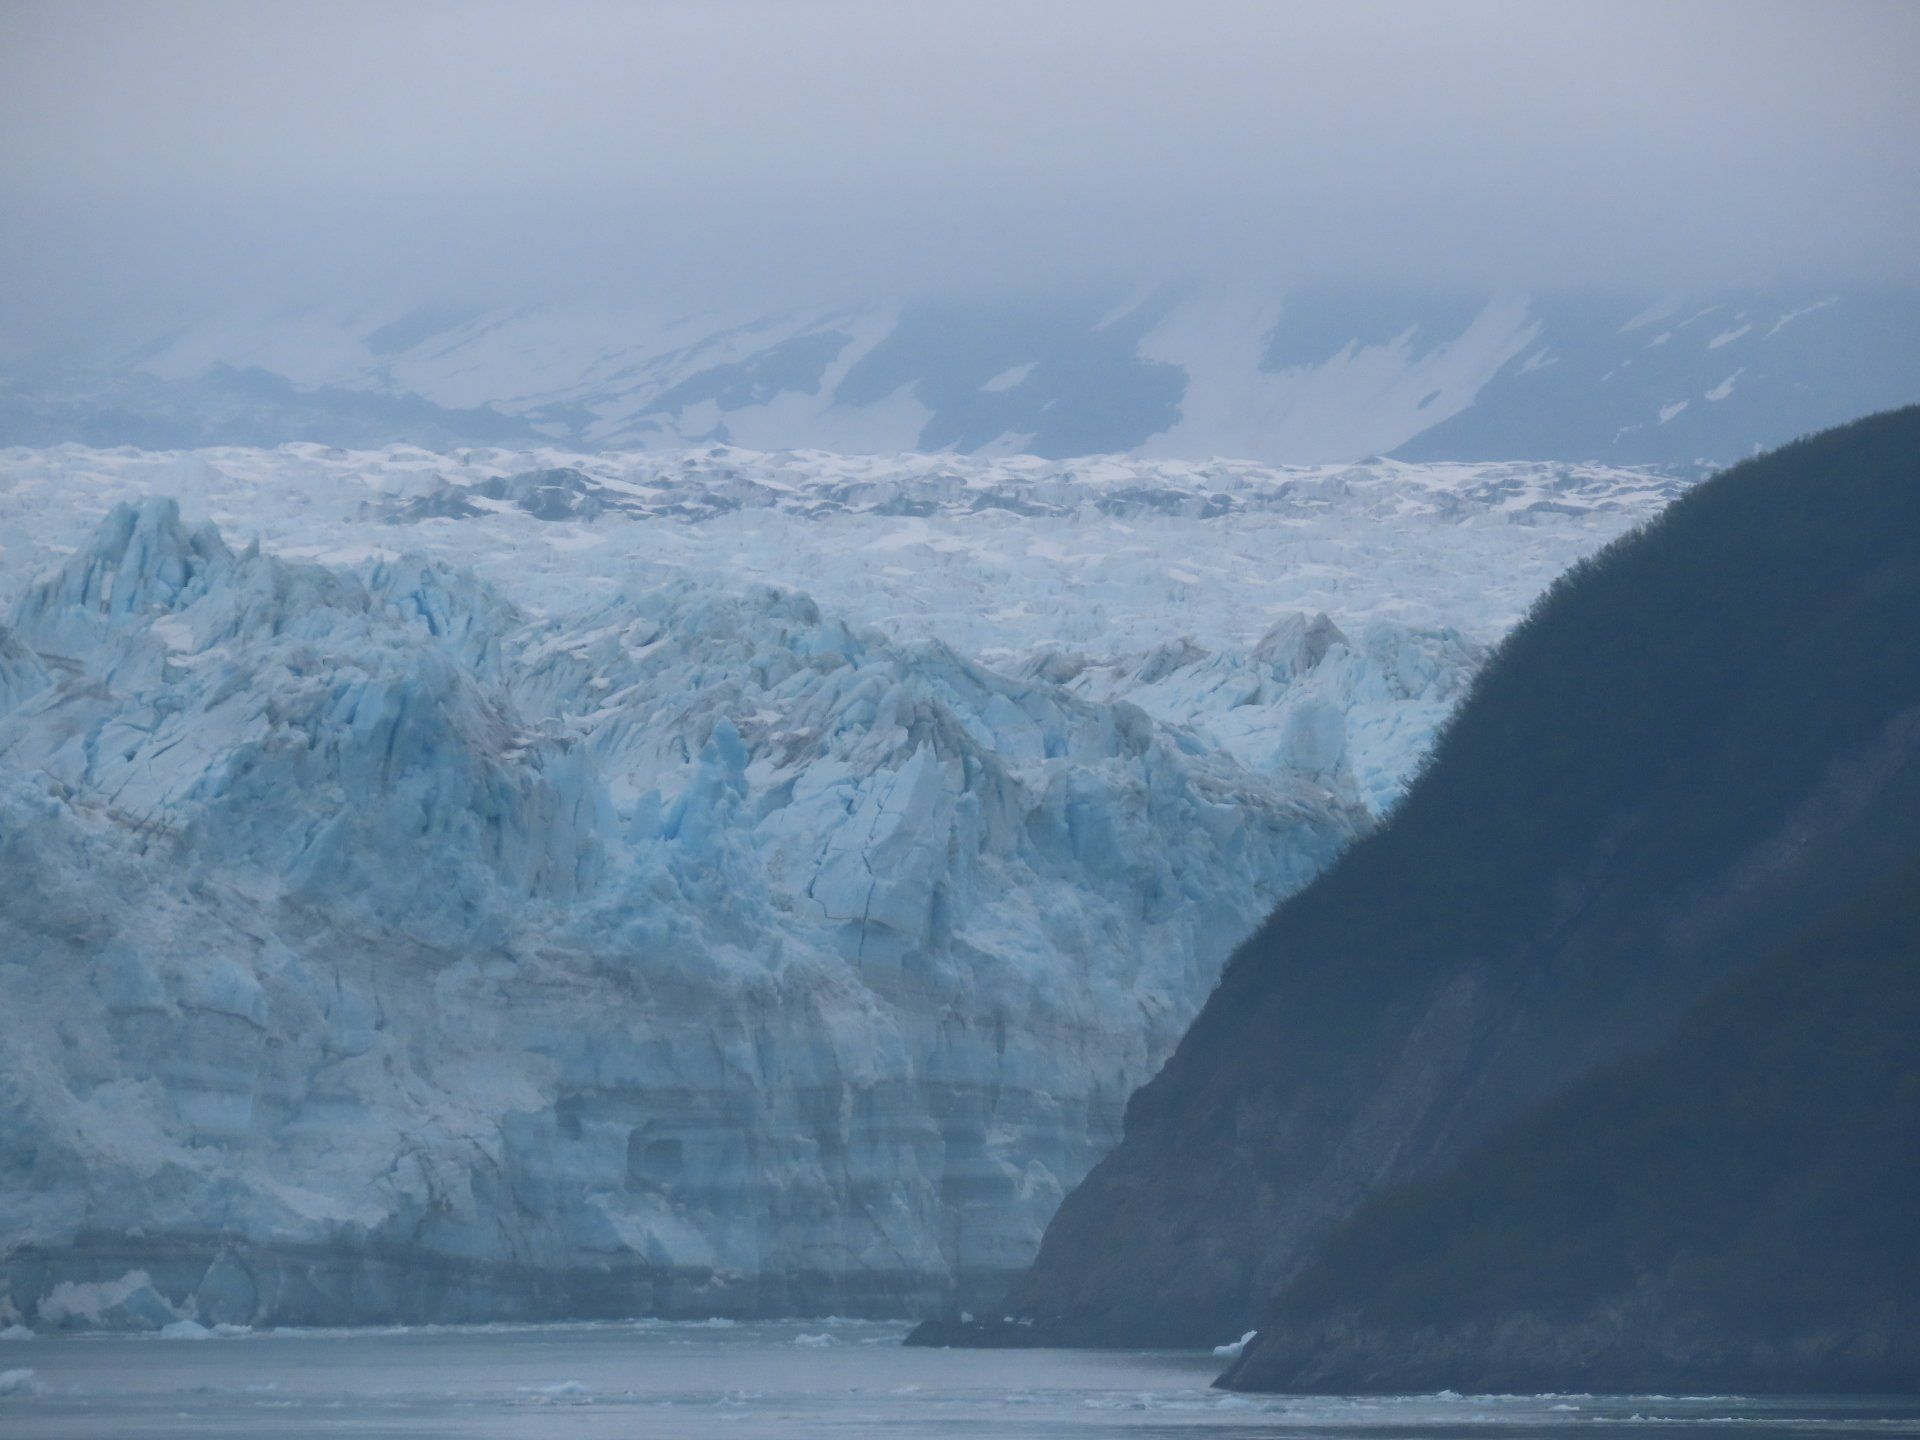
[1,1318,1915,1439]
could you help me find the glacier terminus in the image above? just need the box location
[0,444,1685,1330]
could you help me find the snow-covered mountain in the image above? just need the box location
[7,285,1916,466]
[0,445,1686,1329]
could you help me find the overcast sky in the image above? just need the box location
[2,0,1916,344]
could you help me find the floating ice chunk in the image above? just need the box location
[0,1368,38,1397]
[35,1271,179,1331]
[794,1333,835,1347]
[1212,1329,1257,1357]
[981,362,1036,393]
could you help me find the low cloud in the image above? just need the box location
[2,0,1916,353]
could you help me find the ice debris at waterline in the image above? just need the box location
[0,446,1685,1329]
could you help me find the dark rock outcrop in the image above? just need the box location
[913,406,1920,1392]
[1224,858,1920,1394]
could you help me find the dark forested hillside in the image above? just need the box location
[1225,859,1920,1393]
[913,406,1920,1383]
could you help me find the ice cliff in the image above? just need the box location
[0,498,1356,1325]
[0,447,1684,1328]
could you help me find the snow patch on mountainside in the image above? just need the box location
[12,283,1911,464]
[1135,290,1538,463]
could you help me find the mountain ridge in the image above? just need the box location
[913,406,1920,1384]
[9,286,1917,466]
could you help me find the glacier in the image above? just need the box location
[0,445,1686,1329]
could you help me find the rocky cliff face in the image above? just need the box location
[952,407,1920,1387]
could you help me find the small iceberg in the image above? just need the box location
[516,1380,590,1402]
[155,1319,248,1339]
[0,1368,39,1397]
[1212,1329,1257,1358]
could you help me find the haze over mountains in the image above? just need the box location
[8,284,1919,467]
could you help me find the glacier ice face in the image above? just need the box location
[1028,612,1486,817]
[0,448,1687,1327]
[0,499,1353,1326]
